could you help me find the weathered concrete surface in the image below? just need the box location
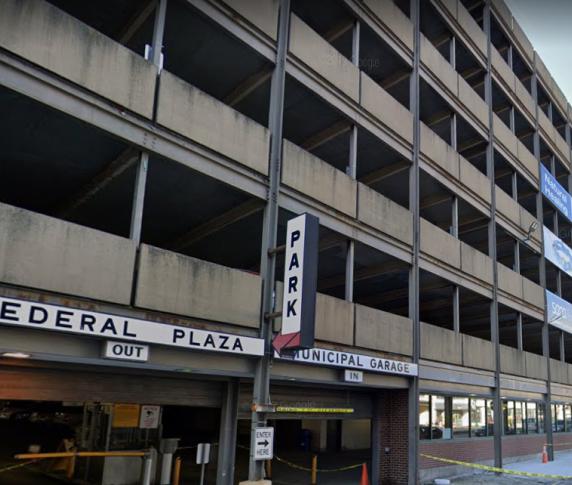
[460,242,493,284]
[521,277,544,310]
[354,304,413,356]
[497,262,523,299]
[421,322,462,365]
[282,140,357,217]
[420,218,461,269]
[0,202,136,305]
[458,74,488,127]
[363,0,413,50]
[358,183,412,245]
[495,186,520,227]
[420,34,458,96]
[551,359,568,385]
[459,156,491,204]
[222,0,279,39]
[135,245,261,328]
[462,334,495,371]
[500,344,526,377]
[289,14,360,101]
[493,112,519,156]
[157,72,270,175]
[360,72,413,144]
[420,122,460,179]
[315,293,354,345]
[516,140,539,181]
[0,0,157,118]
[457,2,487,55]
[524,351,547,381]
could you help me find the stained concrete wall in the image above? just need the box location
[282,140,357,217]
[522,278,544,310]
[462,334,495,371]
[420,35,458,96]
[525,352,547,381]
[134,245,262,328]
[459,157,491,204]
[0,0,157,118]
[517,140,539,181]
[289,14,360,101]
[354,304,413,356]
[460,242,493,285]
[315,294,354,345]
[493,113,519,157]
[0,203,136,305]
[458,75,488,128]
[420,218,461,269]
[157,72,270,175]
[362,0,413,51]
[360,72,413,144]
[420,122,460,179]
[500,344,526,377]
[551,359,568,385]
[421,322,462,365]
[357,183,412,245]
[221,0,279,39]
[497,263,523,300]
[341,419,371,450]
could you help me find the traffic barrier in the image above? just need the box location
[541,445,548,464]
[420,453,572,480]
[172,456,181,485]
[360,462,369,485]
[0,460,38,474]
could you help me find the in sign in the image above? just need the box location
[254,427,274,461]
[103,340,149,362]
[343,369,363,383]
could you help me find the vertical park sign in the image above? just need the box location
[272,213,319,353]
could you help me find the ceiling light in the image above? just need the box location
[2,352,31,359]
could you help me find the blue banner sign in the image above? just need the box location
[543,226,572,277]
[546,290,572,334]
[540,165,572,221]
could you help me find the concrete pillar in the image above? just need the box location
[217,380,239,485]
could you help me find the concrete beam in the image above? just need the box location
[116,0,157,44]
[54,147,139,218]
[319,259,409,291]
[359,160,410,186]
[169,198,265,251]
[301,120,352,151]
[224,68,273,107]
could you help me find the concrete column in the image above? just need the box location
[507,44,513,70]
[449,35,456,70]
[151,0,167,67]
[129,152,149,245]
[217,380,239,485]
[451,113,458,150]
[509,107,516,134]
[560,332,566,363]
[517,313,523,351]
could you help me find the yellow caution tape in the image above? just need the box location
[273,455,363,473]
[421,453,572,480]
[0,460,38,474]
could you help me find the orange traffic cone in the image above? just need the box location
[542,445,548,464]
[360,463,370,485]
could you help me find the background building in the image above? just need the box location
[0,0,571,484]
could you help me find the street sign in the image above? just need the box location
[139,405,161,429]
[254,427,274,460]
[273,213,319,353]
[196,443,211,465]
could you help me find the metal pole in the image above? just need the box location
[532,52,554,461]
[484,1,503,469]
[200,463,206,485]
[151,0,167,67]
[129,152,149,245]
[217,380,239,485]
[408,0,421,483]
[248,0,290,480]
[517,313,523,351]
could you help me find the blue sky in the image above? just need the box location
[505,0,572,105]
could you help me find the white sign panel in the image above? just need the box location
[254,427,274,460]
[543,226,572,277]
[276,347,418,376]
[343,369,363,383]
[139,405,161,429]
[104,341,149,362]
[0,296,264,357]
[196,443,211,464]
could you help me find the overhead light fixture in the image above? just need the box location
[2,352,31,359]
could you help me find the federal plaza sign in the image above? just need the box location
[0,296,264,356]
[275,347,418,377]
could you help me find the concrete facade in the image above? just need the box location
[0,0,571,484]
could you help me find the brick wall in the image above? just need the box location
[377,389,409,484]
[502,434,545,458]
[420,438,494,469]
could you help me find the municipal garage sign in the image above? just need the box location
[0,296,264,357]
[276,347,418,376]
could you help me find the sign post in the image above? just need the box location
[272,213,319,353]
[196,443,211,485]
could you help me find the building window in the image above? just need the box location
[538,403,545,433]
[515,401,525,434]
[470,398,487,437]
[566,405,572,432]
[420,394,431,440]
[452,397,469,438]
[554,404,565,432]
[526,402,537,433]
[432,395,449,439]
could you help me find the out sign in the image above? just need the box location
[103,341,149,362]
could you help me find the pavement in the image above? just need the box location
[445,450,572,484]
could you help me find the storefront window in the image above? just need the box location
[419,394,431,440]
[515,401,524,434]
[566,405,572,432]
[452,397,469,438]
[432,395,449,440]
[555,404,565,432]
[487,400,494,435]
[538,403,545,433]
[503,401,516,434]
[526,402,537,433]
[470,399,487,437]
